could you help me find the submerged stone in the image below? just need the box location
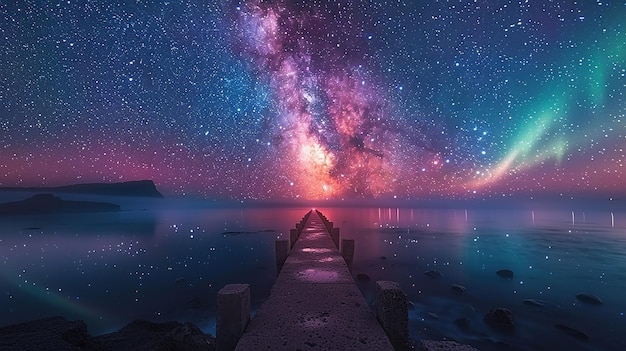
[451,284,466,293]
[554,323,589,340]
[484,307,515,331]
[522,299,560,308]
[575,293,603,305]
[496,269,514,279]
[424,270,442,279]
[418,340,480,351]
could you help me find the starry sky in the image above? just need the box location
[1,0,624,200]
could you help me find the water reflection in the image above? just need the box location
[318,207,626,351]
[0,205,310,335]
[1,203,625,351]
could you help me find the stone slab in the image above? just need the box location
[234,212,394,351]
[235,284,393,351]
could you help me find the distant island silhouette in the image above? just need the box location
[0,180,163,198]
[0,194,121,216]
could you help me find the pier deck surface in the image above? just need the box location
[234,211,394,351]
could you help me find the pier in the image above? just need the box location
[217,210,408,351]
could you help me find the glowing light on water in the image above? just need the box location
[611,212,615,228]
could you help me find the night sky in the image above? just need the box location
[1,1,624,200]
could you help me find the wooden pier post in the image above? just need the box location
[330,227,340,249]
[217,284,251,351]
[341,238,354,271]
[326,221,333,233]
[289,229,298,249]
[275,239,289,273]
[375,281,409,351]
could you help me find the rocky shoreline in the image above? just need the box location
[0,316,215,351]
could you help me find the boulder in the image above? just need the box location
[484,308,515,331]
[424,270,442,279]
[496,269,514,279]
[418,340,481,351]
[575,293,603,305]
[522,299,560,308]
[554,323,589,340]
[451,284,466,293]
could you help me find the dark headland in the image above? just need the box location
[0,180,163,198]
[0,193,121,216]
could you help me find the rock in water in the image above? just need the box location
[522,299,560,308]
[496,269,514,279]
[554,324,589,340]
[484,308,515,331]
[418,340,481,351]
[575,293,603,305]
[451,284,467,293]
[424,269,442,279]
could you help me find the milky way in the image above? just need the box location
[234,0,455,199]
[1,1,624,200]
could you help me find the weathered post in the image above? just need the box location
[217,284,250,351]
[295,223,301,234]
[375,281,409,351]
[289,229,298,249]
[326,221,333,233]
[275,239,289,274]
[341,238,354,271]
[330,227,340,249]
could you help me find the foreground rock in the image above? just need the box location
[0,316,215,351]
[96,320,215,351]
[0,316,101,351]
[418,340,481,351]
[484,308,515,331]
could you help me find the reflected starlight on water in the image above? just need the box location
[1,201,625,350]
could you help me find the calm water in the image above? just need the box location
[1,196,625,350]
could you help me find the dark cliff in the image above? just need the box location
[0,180,164,198]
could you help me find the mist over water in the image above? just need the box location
[1,196,625,350]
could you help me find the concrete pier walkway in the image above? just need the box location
[233,211,394,350]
